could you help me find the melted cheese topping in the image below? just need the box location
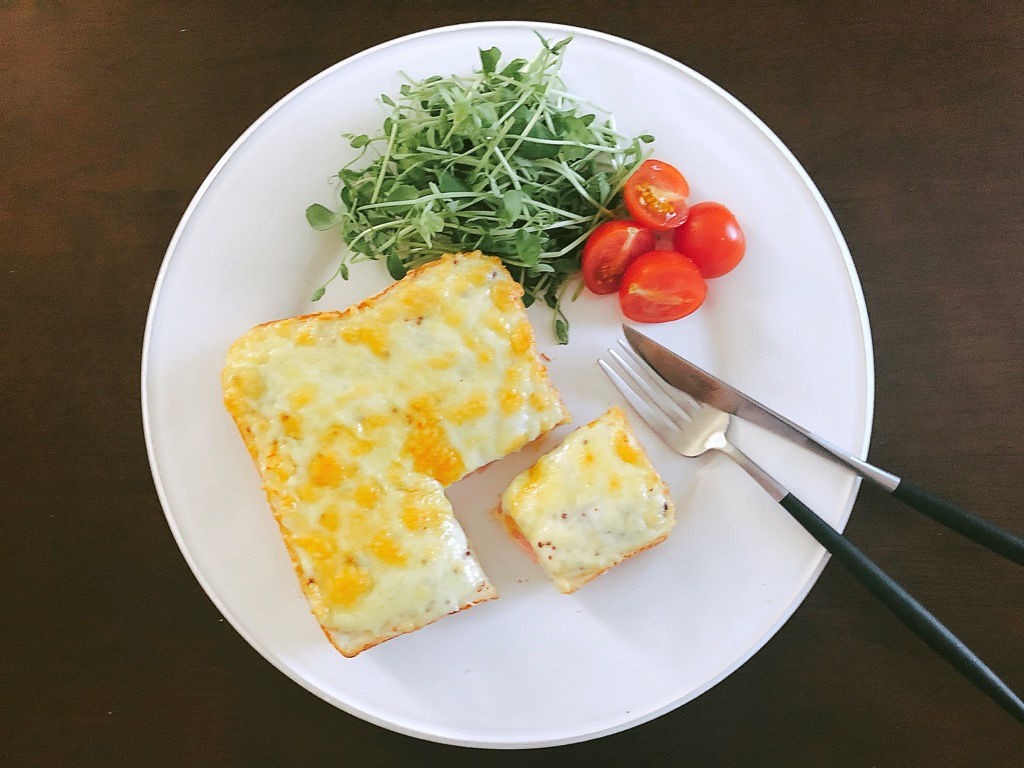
[223,253,569,656]
[499,406,674,594]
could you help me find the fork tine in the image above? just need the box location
[615,338,704,416]
[598,358,682,442]
[607,348,695,432]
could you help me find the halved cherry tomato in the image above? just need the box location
[581,220,657,294]
[623,159,690,230]
[618,250,707,323]
[672,201,745,278]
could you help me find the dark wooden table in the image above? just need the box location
[3,2,1022,765]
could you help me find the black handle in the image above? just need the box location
[779,493,1024,724]
[892,478,1024,566]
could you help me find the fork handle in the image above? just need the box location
[779,492,1024,724]
[891,479,1024,565]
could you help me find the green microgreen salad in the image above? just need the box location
[306,35,653,342]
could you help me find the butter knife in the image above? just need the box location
[623,325,1024,566]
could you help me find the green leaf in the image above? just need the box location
[475,101,499,132]
[549,36,573,55]
[553,312,569,345]
[348,134,370,149]
[384,184,419,212]
[477,232,500,254]
[500,58,527,79]
[451,96,473,133]
[305,203,337,230]
[438,170,469,194]
[311,286,326,301]
[498,189,524,225]
[479,46,501,74]
[550,256,580,273]
[386,251,408,280]
[517,122,560,160]
[515,229,542,265]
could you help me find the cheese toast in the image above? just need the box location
[222,252,569,656]
[498,406,674,593]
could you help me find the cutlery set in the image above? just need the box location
[600,326,1024,723]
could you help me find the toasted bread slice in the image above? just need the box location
[498,406,674,594]
[222,252,569,655]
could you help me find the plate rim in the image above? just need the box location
[141,19,874,748]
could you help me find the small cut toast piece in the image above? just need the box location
[498,406,674,593]
[222,252,569,656]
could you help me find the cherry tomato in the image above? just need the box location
[618,250,707,323]
[623,159,690,230]
[672,201,745,278]
[581,220,657,294]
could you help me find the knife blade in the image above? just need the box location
[621,324,1024,566]
[622,324,897,489]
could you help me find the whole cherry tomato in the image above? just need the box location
[672,201,745,278]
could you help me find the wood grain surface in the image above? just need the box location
[2,2,1021,765]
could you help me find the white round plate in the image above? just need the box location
[143,21,872,748]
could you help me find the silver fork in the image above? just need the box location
[599,341,1024,724]
[599,342,789,504]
